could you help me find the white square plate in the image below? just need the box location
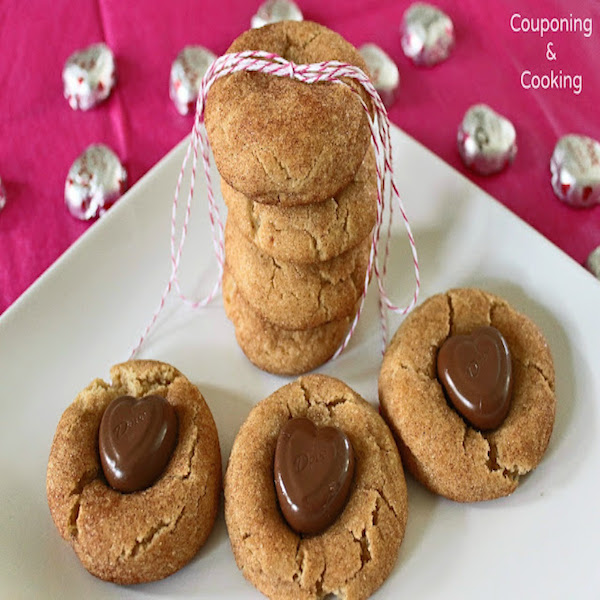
[1,125,599,599]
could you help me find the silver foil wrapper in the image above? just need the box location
[251,0,303,28]
[359,44,400,108]
[63,43,116,111]
[65,144,127,220]
[0,177,6,214]
[586,246,600,279]
[550,135,600,208]
[457,104,517,175]
[401,3,455,66]
[170,46,217,115]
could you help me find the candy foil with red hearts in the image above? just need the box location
[169,46,217,116]
[251,0,303,29]
[550,135,600,208]
[63,43,116,111]
[0,177,6,214]
[457,104,517,176]
[401,3,455,66]
[65,144,127,220]
[359,43,400,108]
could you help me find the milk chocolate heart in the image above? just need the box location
[99,395,178,493]
[437,326,513,430]
[274,418,355,535]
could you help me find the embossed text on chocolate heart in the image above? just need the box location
[99,395,178,493]
[274,417,355,535]
[437,326,513,430]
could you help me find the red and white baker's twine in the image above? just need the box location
[130,50,420,359]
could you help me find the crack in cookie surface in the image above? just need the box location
[68,468,98,538]
[379,289,556,502]
[127,506,186,559]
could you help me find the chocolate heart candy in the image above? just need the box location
[251,0,303,29]
[65,144,127,221]
[63,42,116,111]
[401,3,455,67]
[274,417,355,535]
[437,326,513,430]
[0,176,6,214]
[169,45,216,115]
[550,134,600,207]
[359,43,400,108]
[457,104,517,176]
[99,395,178,493]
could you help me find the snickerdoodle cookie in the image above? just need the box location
[379,288,556,502]
[205,21,372,206]
[46,360,221,584]
[222,148,377,263]
[225,218,371,330]
[225,374,408,600]
[223,268,355,375]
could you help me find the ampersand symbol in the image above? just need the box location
[546,42,557,61]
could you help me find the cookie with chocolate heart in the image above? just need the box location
[46,360,222,584]
[379,288,556,502]
[225,374,408,600]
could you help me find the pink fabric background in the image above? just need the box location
[1,0,599,314]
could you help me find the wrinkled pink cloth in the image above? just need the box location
[1,0,598,314]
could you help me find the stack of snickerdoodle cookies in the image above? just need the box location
[206,21,376,375]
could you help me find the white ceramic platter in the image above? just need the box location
[1,125,599,599]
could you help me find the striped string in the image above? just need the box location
[129,50,420,359]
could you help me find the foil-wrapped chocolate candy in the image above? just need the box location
[63,43,116,111]
[251,0,303,29]
[457,104,517,176]
[401,3,455,66]
[587,246,600,279]
[65,144,127,221]
[169,46,217,115]
[0,176,6,214]
[359,44,400,108]
[550,135,600,208]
